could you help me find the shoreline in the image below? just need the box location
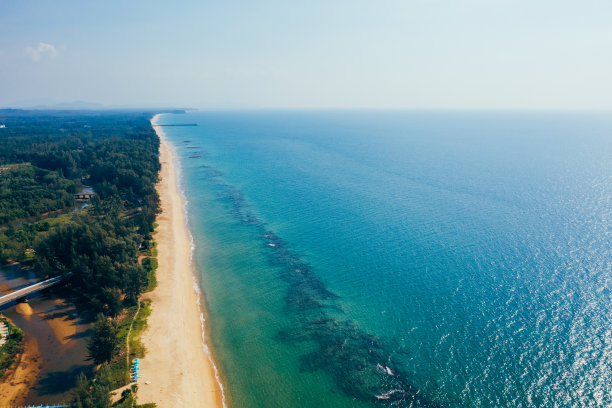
[0,335,40,406]
[138,114,224,407]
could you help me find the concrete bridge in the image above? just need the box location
[0,276,63,307]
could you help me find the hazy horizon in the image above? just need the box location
[1,0,611,110]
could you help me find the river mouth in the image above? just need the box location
[0,265,92,405]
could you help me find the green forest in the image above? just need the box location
[0,109,163,406]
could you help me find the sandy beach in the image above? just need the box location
[138,116,224,407]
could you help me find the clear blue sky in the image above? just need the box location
[1,0,611,109]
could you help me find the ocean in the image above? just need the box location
[156,111,611,408]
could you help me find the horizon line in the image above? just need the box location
[2,106,612,113]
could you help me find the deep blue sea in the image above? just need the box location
[156,111,611,408]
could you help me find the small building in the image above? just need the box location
[73,193,94,200]
[73,186,95,200]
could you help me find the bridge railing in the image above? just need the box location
[0,276,63,307]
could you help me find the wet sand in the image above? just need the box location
[137,116,224,407]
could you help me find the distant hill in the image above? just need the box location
[1,101,192,113]
[43,101,107,110]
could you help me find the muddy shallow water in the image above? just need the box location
[0,266,92,404]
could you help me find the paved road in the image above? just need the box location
[0,276,62,307]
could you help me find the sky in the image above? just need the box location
[1,0,611,110]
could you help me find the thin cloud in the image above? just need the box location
[24,42,58,62]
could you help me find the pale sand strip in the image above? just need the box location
[138,116,224,407]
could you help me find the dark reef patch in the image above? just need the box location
[183,146,443,407]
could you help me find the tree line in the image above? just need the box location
[0,109,163,405]
[0,110,160,312]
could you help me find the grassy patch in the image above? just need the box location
[107,299,152,389]
[41,212,74,227]
[129,300,151,359]
[0,317,25,379]
[142,257,158,292]
[140,239,158,292]
[108,305,139,388]
[108,357,130,389]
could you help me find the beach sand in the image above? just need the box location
[137,116,224,407]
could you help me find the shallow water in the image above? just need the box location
[159,111,612,408]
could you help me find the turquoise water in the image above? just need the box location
[157,111,611,408]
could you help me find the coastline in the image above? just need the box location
[138,114,224,407]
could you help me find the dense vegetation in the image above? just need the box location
[0,109,159,311]
[88,314,121,365]
[0,164,79,224]
[0,109,162,404]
